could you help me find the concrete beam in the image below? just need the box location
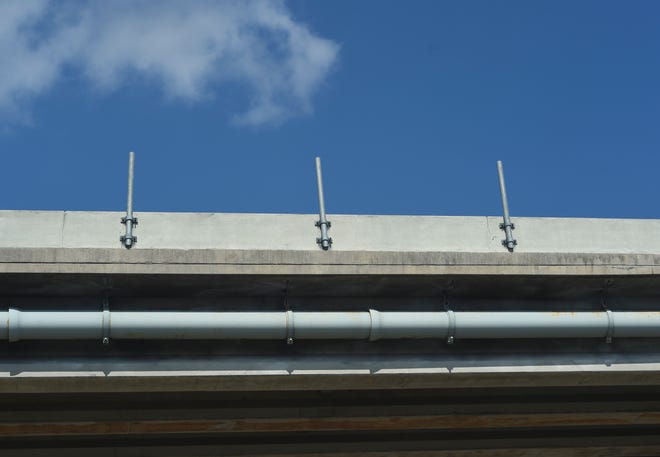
[2,210,660,254]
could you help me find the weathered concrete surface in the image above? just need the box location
[2,210,660,253]
[2,210,660,276]
[1,247,659,276]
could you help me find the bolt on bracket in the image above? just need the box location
[120,217,138,247]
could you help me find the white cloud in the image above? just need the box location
[0,0,339,126]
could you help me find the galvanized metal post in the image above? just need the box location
[315,157,332,250]
[497,160,517,251]
[120,151,137,249]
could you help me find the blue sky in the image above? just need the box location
[1,0,659,218]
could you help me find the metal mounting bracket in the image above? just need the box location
[444,290,455,345]
[283,282,294,345]
[120,217,138,245]
[102,296,110,345]
[446,309,455,345]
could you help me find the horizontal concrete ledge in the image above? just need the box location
[0,248,658,276]
[3,210,660,254]
[2,367,660,393]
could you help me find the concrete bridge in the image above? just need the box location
[1,210,660,456]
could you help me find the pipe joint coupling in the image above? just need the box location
[368,309,381,341]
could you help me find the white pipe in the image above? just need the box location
[3,309,660,342]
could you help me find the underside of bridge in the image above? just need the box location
[2,211,660,456]
[5,385,660,457]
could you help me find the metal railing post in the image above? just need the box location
[315,157,332,250]
[497,160,517,251]
[120,151,137,249]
